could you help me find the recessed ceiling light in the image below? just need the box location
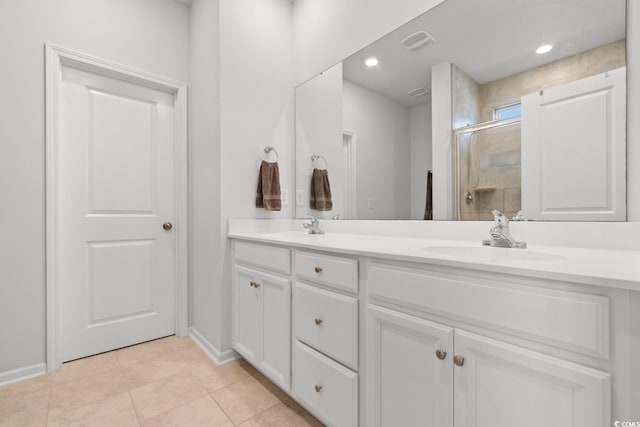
[365,57,379,67]
[536,44,553,54]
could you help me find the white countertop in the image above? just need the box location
[228,229,640,291]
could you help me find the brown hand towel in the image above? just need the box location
[255,160,282,211]
[423,170,433,220]
[309,168,332,211]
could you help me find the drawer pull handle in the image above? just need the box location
[314,385,323,393]
[249,281,260,288]
[453,355,465,367]
[314,318,323,326]
[314,266,323,273]
[435,349,447,360]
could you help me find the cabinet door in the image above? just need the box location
[366,304,454,427]
[454,330,610,427]
[233,265,261,364]
[259,271,291,391]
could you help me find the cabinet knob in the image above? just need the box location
[314,266,323,273]
[249,281,260,288]
[163,222,173,231]
[435,349,447,360]
[314,385,323,393]
[453,355,465,367]
[314,318,323,326]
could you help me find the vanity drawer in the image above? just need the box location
[234,241,290,275]
[293,340,358,427]
[295,250,358,293]
[367,263,610,359]
[294,282,358,369]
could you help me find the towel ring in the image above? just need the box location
[263,146,279,161]
[311,154,328,168]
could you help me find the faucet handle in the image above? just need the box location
[490,210,509,229]
[512,211,525,221]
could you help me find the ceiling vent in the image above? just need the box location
[408,87,430,97]
[401,31,435,51]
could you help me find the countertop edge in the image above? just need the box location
[227,233,640,292]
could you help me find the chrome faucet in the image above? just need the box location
[303,214,324,235]
[482,210,527,249]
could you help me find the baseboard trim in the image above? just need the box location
[189,327,239,366]
[0,363,47,387]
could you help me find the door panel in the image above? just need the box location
[366,304,454,427]
[88,240,155,323]
[260,272,291,391]
[454,330,610,427]
[233,266,262,364]
[58,63,177,361]
[89,90,155,213]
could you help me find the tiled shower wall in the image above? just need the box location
[478,40,626,121]
[458,123,521,221]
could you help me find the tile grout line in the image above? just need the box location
[45,379,52,426]
[203,383,236,425]
[117,350,143,427]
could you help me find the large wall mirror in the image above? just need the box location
[294,0,627,221]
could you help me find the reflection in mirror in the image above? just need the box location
[295,0,626,221]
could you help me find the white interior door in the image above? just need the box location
[521,67,626,221]
[55,57,179,362]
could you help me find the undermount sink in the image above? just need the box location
[422,245,565,262]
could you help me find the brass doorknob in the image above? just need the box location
[435,349,447,360]
[453,355,465,367]
[314,385,323,393]
[314,318,323,325]
[163,222,173,231]
[314,266,323,273]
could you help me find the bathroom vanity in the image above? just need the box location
[229,220,640,427]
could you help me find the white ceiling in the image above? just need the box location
[342,0,626,107]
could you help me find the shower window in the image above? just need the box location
[493,102,522,120]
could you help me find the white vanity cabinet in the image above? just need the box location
[292,250,359,427]
[228,230,636,427]
[365,261,612,427]
[232,242,292,391]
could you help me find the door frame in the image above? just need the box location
[342,131,357,219]
[45,44,189,372]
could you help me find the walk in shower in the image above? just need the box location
[454,117,521,220]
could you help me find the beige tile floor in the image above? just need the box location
[0,336,323,426]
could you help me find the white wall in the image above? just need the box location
[410,103,433,219]
[220,0,293,222]
[628,0,640,220]
[189,0,223,351]
[343,80,411,219]
[432,62,454,220]
[0,0,190,374]
[295,63,344,219]
[292,0,446,85]
[218,0,293,351]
